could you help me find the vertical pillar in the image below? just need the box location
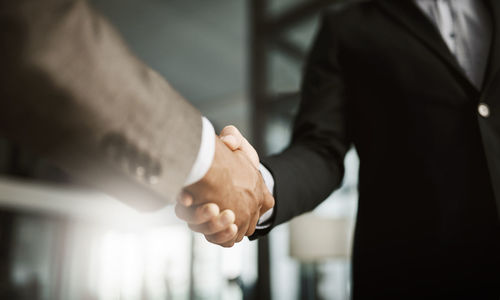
[248,1,272,300]
[0,211,16,298]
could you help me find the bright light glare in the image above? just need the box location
[89,226,191,300]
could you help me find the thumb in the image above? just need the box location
[220,134,241,151]
[220,125,243,147]
[220,125,260,168]
[260,191,275,216]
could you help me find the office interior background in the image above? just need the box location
[0,0,359,299]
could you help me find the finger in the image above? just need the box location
[238,138,259,168]
[220,125,243,141]
[177,191,193,207]
[235,220,249,243]
[188,210,235,235]
[220,240,236,248]
[220,125,260,168]
[175,203,219,225]
[205,224,238,245]
[220,125,243,150]
[220,126,260,168]
[235,231,246,243]
[260,192,275,215]
[245,212,260,237]
[220,134,240,151]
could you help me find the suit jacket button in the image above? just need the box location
[478,103,490,118]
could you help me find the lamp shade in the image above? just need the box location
[289,213,353,262]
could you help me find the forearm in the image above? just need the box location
[261,143,345,227]
[0,0,202,209]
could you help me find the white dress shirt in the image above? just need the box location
[414,0,491,89]
[184,117,216,186]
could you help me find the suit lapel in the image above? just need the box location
[482,0,500,93]
[375,0,476,92]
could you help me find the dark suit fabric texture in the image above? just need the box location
[258,0,500,298]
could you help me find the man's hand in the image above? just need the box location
[219,126,259,168]
[175,128,274,247]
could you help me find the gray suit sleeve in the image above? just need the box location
[0,0,202,210]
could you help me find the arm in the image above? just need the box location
[213,15,351,237]
[177,14,350,243]
[0,0,202,210]
[259,14,351,231]
[174,13,349,245]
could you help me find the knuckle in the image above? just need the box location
[236,228,245,239]
[221,242,235,248]
[206,230,232,245]
[205,234,218,244]
[236,234,244,243]
[247,226,256,236]
[205,236,217,244]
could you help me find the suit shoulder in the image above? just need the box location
[322,0,376,25]
[319,0,378,38]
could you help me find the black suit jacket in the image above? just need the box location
[258,0,500,298]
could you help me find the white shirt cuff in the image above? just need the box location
[184,117,216,186]
[256,163,275,229]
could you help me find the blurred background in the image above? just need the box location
[0,0,359,299]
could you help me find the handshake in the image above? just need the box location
[175,126,275,247]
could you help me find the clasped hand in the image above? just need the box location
[175,126,275,247]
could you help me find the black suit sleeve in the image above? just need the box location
[253,14,351,237]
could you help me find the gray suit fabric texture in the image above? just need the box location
[0,0,202,210]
